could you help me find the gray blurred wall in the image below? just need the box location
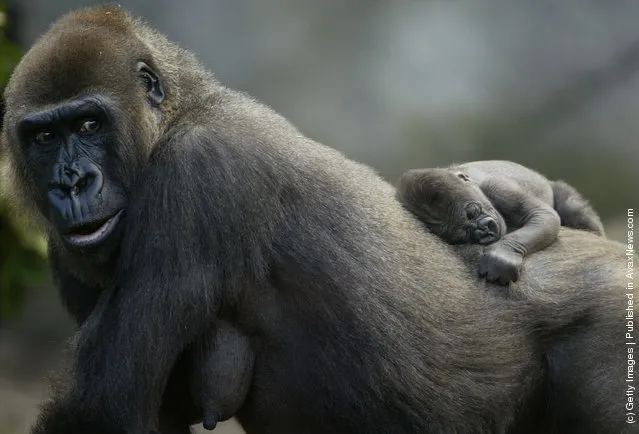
[12,1,639,181]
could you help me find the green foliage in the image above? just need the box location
[0,4,48,321]
[0,12,20,85]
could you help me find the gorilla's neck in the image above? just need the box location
[51,236,120,288]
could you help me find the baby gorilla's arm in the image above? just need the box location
[478,180,561,284]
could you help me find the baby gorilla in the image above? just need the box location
[397,160,604,285]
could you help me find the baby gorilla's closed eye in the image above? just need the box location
[465,202,482,220]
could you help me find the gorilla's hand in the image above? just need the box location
[478,244,523,285]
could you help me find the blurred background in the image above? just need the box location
[1,1,637,433]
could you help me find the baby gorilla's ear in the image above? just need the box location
[455,172,471,182]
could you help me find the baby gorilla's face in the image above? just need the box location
[436,173,506,245]
[458,198,504,245]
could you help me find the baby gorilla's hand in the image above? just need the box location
[478,243,523,285]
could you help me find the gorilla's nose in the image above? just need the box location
[473,216,500,244]
[49,160,103,199]
[47,160,104,223]
[477,216,498,234]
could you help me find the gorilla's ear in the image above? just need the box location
[137,62,164,107]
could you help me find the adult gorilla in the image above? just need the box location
[0,6,631,434]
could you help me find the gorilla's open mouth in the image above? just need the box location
[64,210,124,247]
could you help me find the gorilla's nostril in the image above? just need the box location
[76,176,89,190]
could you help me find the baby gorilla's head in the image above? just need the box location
[398,168,506,245]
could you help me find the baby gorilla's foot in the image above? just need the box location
[478,244,523,285]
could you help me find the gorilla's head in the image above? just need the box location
[398,168,506,245]
[1,7,165,256]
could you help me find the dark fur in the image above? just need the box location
[191,322,254,430]
[397,161,604,284]
[1,7,633,434]
[551,179,605,234]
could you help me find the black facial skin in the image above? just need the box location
[18,98,127,250]
[397,161,604,285]
[1,7,629,434]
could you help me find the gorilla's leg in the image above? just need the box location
[551,180,605,236]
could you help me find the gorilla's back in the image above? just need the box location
[211,88,550,433]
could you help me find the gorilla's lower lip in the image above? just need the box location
[64,210,124,247]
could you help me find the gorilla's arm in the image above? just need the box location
[48,244,210,434]
[478,180,560,284]
[34,132,243,433]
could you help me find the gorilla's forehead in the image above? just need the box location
[4,11,142,111]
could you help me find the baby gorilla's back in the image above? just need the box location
[453,160,554,205]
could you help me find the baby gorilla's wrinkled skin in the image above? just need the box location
[398,160,604,285]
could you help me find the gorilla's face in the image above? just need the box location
[4,50,165,255]
[15,96,128,251]
[454,194,506,245]
[442,174,506,245]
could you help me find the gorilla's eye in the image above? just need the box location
[465,203,481,220]
[78,119,100,135]
[34,130,56,145]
